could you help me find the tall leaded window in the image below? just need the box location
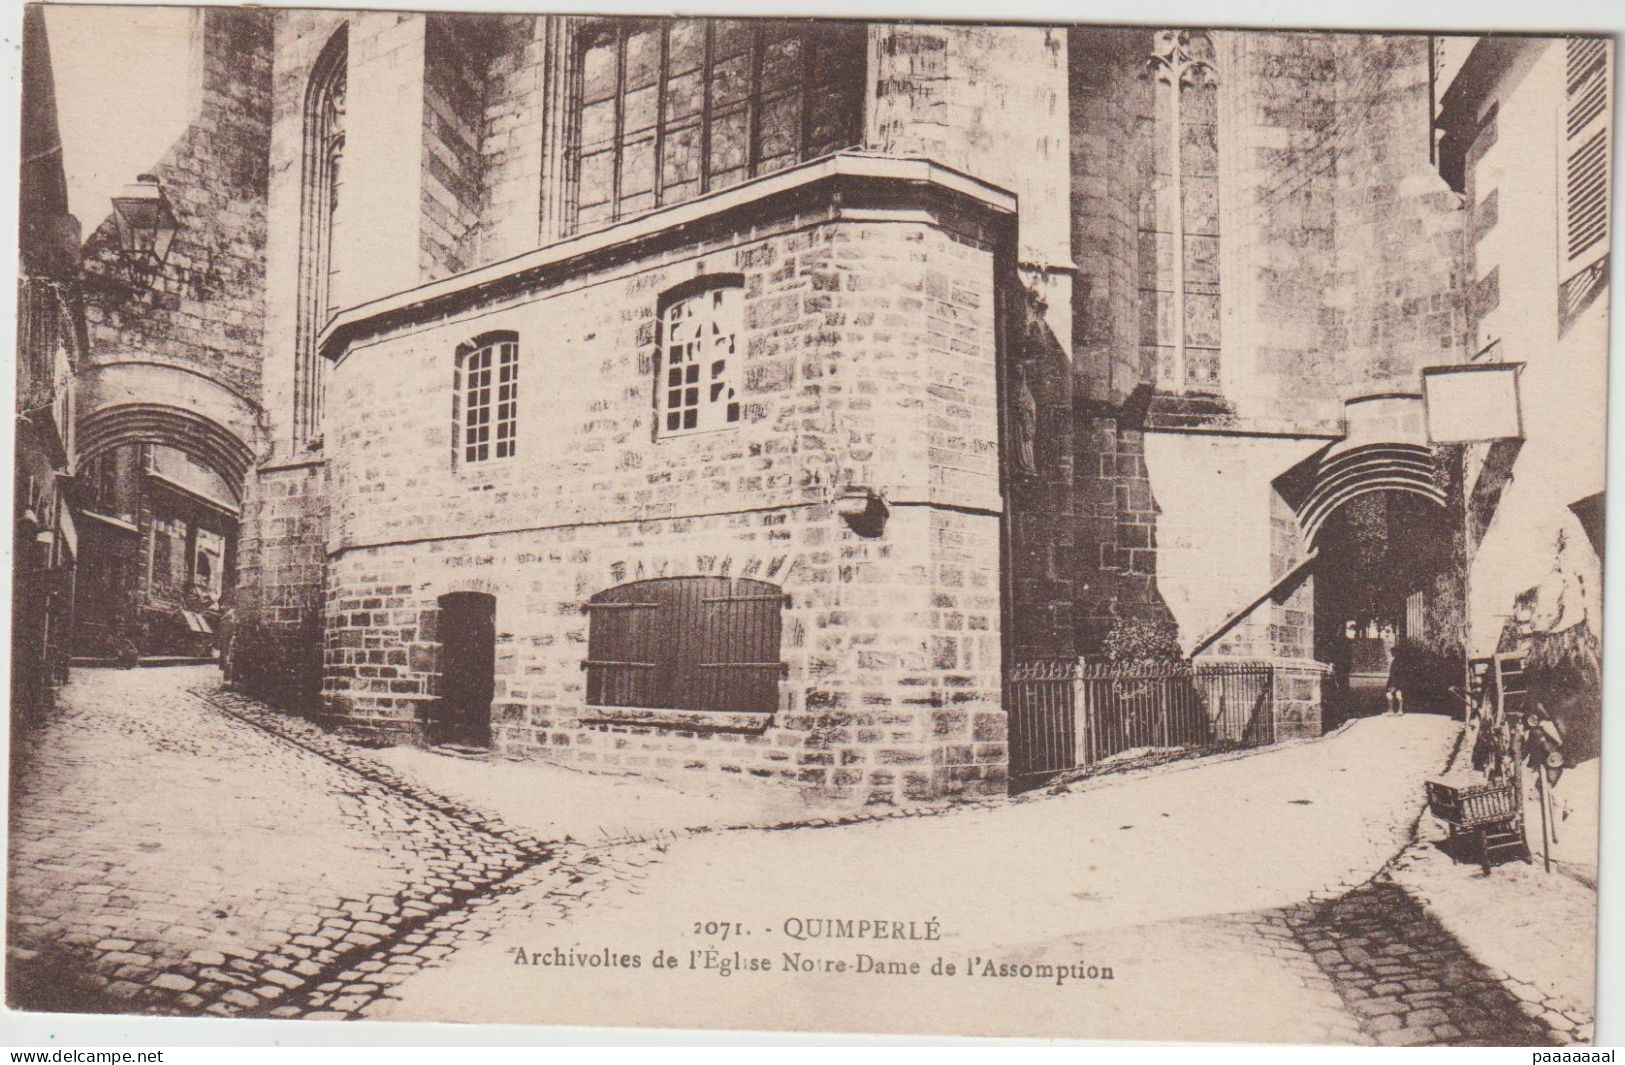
[658,278,742,436]
[570,18,866,234]
[1141,30,1221,391]
[294,27,348,448]
[585,576,786,713]
[455,333,519,465]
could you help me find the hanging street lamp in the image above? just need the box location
[109,173,179,264]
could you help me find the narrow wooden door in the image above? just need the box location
[437,592,495,747]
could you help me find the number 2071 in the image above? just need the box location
[693,921,746,940]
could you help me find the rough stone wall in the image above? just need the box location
[866,23,1075,665]
[1066,30,1176,659]
[257,8,349,463]
[869,23,1072,314]
[1073,414,1169,653]
[233,9,347,707]
[340,12,430,309]
[1270,661,1328,739]
[1067,29,1466,695]
[1267,489,1316,663]
[1069,29,1463,420]
[1221,31,1465,426]
[1138,430,1322,657]
[79,7,271,408]
[324,504,1005,805]
[1004,290,1077,662]
[1069,29,1148,408]
[253,9,441,451]
[324,218,1002,553]
[240,9,519,707]
[320,213,1007,804]
[69,8,270,672]
[1328,35,1468,394]
[230,460,328,707]
[241,9,430,706]
[477,17,549,262]
[1217,32,1342,428]
[420,15,495,280]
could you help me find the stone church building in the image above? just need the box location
[64,11,1606,806]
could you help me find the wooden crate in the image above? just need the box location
[1426,779,1520,829]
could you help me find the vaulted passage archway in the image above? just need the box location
[1272,406,1467,731]
[76,403,254,498]
[70,404,254,660]
[1312,489,1463,727]
[1296,442,1448,547]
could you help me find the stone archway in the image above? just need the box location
[1295,442,1449,547]
[76,403,254,496]
[70,401,255,659]
[1291,459,1461,725]
[1275,395,1467,727]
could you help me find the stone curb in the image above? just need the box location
[193,686,554,859]
[200,684,1398,852]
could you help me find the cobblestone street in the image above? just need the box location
[6,666,552,1017]
[12,1,1610,1052]
[7,667,1596,1043]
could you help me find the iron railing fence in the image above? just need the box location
[1199,661,1276,747]
[1005,658,1276,786]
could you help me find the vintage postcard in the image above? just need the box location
[7,1,1612,1045]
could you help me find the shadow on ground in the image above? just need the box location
[1284,879,1557,1046]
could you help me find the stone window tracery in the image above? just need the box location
[1141,29,1222,392]
[657,279,742,436]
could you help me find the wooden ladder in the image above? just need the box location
[1480,652,1533,873]
[1494,652,1529,716]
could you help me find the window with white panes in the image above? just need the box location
[457,336,519,465]
[659,282,742,436]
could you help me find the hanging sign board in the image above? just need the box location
[1422,362,1524,443]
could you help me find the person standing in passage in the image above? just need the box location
[217,605,236,687]
[1385,641,1411,715]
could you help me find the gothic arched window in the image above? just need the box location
[295,27,348,448]
[1142,29,1221,392]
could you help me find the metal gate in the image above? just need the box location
[1005,659,1276,788]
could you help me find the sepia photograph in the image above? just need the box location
[5,0,1616,1047]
